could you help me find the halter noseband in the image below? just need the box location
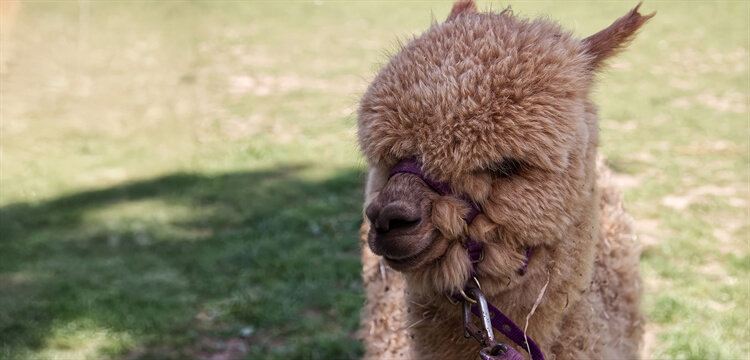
[388,158,545,360]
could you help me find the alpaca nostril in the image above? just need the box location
[386,218,420,232]
[365,196,436,264]
[365,203,382,229]
[372,202,422,233]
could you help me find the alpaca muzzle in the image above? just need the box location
[365,173,443,270]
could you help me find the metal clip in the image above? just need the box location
[461,286,494,347]
[479,342,525,360]
[459,281,524,360]
[472,248,485,264]
[459,276,482,304]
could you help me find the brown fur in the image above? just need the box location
[447,0,478,22]
[583,3,655,71]
[357,2,652,359]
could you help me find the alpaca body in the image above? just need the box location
[357,2,652,359]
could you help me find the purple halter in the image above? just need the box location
[388,158,545,360]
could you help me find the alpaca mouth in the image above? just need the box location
[384,254,428,271]
[376,230,442,271]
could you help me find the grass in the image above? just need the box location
[0,1,747,359]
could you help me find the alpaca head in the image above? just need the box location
[358,0,653,294]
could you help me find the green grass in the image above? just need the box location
[1,1,747,359]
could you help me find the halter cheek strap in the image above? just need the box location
[388,158,533,274]
[388,158,545,360]
[389,159,484,262]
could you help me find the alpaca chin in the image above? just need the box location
[403,241,473,296]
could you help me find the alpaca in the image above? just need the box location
[357,1,653,359]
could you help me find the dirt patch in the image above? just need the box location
[640,323,661,359]
[198,337,252,360]
[675,140,743,155]
[661,184,741,211]
[227,73,357,96]
[636,218,662,248]
[610,172,642,190]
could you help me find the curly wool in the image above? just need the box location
[357,2,653,359]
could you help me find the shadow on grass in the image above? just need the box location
[0,166,366,360]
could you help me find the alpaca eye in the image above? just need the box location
[489,158,523,178]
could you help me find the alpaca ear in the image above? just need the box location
[582,3,655,70]
[447,0,477,21]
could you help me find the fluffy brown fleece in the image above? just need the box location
[357,1,653,359]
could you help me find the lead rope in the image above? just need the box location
[389,158,545,360]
